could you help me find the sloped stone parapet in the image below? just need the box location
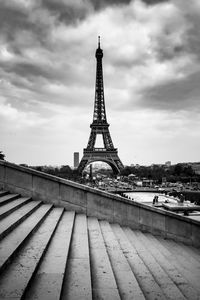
[0,159,200,248]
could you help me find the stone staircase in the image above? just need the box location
[0,191,199,300]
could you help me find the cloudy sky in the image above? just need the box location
[0,0,200,167]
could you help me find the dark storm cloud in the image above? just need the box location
[141,71,200,112]
[0,0,200,113]
[90,0,131,10]
[185,14,200,61]
[155,44,185,62]
[154,5,200,64]
[41,0,93,25]
[0,1,79,96]
[40,0,168,26]
[0,61,60,81]
[90,0,169,10]
[142,0,169,5]
[0,5,28,35]
[0,4,47,43]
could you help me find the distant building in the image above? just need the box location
[165,161,171,167]
[74,152,79,168]
[190,162,200,175]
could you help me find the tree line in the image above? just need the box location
[120,163,200,183]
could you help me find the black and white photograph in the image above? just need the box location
[0,0,200,299]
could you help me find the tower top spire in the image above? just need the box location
[96,35,103,58]
[98,36,100,48]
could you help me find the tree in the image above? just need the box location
[183,165,194,176]
[174,164,183,176]
[0,151,5,160]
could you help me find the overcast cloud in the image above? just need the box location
[0,0,200,166]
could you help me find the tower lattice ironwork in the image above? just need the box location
[78,37,124,174]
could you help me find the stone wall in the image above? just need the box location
[0,160,199,247]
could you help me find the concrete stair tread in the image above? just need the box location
[112,224,168,300]
[180,244,200,264]
[23,210,75,300]
[156,237,200,290]
[100,220,145,300]
[0,204,53,271]
[0,200,42,240]
[0,188,199,300]
[0,207,64,300]
[160,238,200,269]
[0,197,32,220]
[124,229,187,300]
[0,194,20,206]
[88,217,121,300]
[0,191,9,197]
[156,236,200,273]
[60,214,92,300]
[136,230,200,300]
[144,233,200,294]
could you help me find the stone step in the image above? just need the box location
[0,204,53,272]
[179,243,200,264]
[0,207,63,300]
[100,220,145,300]
[157,237,200,291]
[112,224,167,300]
[0,188,198,300]
[124,229,187,300]
[147,234,200,294]
[0,191,9,197]
[137,231,200,300]
[0,200,42,240]
[88,217,121,300]
[0,196,32,220]
[160,238,200,271]
[60,214,92,300]
[23,211,75,300]
[0,194,20,206]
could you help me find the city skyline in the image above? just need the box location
[0,0,200,167]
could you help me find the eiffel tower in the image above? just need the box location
[78,37,124,174]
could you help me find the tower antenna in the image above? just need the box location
[98,36,100,48]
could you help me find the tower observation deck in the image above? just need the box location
[78,37,124,174]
